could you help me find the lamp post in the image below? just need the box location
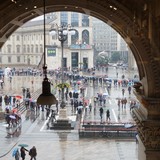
[50,25,75,109]
[50,24,75,129]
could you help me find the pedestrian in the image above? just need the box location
[117,99,121,110]
[45,108,50,120]
[29,146,37,160]
[12,148,20,160]
[123,98,127,109]
[89,103,92,112]
[121,98,124,109]
[122,88,125,96]
[106,109,111,121]
[20,146,28,160]
[51,110,56,123]
[128,86,131,95]
[99,107,103,121]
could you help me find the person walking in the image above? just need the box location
[20,147,28,160]
[123,98,127,109]
[29,146,37,160]
[12,148,20,160]
[106,109,111,121]
[99,107,103,121]
[117,99,121,111]
[122,88,125,96]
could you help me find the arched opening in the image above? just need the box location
[1,1,160,160]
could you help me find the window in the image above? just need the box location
[36,45,38,53]
[17,56,20,62]
[8,56,11,63]
[16,35,20,41]
[27,45,30,53]
[31,45,34,53]
[82,14,89,27]
[60,12,68,26]
[23,45,26,53]
[82,30,89,44]
[16,45,20,53]
[40,44,43,53]
[71,12,79,27]
[7,45,11,53]
[71,30,79,44]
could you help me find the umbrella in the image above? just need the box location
[124,123,134,128]
[77,81,81,85]
[12,148,19,157]
[9,115,16,119]
[78,106,83,109]
[15,95,22,99]
[12,108,18,113]
[103,93,108,96]
[18,144,29,147]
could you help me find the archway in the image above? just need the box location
[1,1,160,159]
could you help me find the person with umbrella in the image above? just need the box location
[12,148,20,160]
[20,146,28,160]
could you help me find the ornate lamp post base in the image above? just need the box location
[51,108,73,130]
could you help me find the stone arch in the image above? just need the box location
[0,0,160,97]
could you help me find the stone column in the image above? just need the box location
[132,91,160,160]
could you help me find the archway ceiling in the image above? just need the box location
[0,0,147,47]
[1,0,160,97]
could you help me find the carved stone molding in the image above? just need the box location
[132,108,160,150]
[134,91,160,119]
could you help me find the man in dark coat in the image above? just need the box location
[29,146,37,160]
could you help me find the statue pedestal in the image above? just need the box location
[51,108,73,130]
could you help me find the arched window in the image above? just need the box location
[82,30,89,44]
[71,30,79,44]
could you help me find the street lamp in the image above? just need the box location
[50,24,75,109]
[50,24,75,129]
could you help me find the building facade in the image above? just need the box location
[92,17,136,68]
[0,12,94,70]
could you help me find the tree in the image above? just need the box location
[110,52,121,63]
[96,54,109,66]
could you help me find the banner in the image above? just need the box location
[47,48,56,56]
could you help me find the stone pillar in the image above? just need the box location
[132,91,160,160]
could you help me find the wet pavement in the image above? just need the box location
[0,67,138,160]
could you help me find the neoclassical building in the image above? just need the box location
[0,12,94,70]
